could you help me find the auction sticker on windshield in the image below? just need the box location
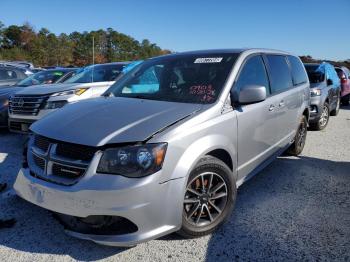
[194,57,223,63]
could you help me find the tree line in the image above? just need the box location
[0,21,348,69]
[0,21,171,67]
[299,55,350,69]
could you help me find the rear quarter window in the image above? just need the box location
[266,55,293,93]
[288,56,308,85]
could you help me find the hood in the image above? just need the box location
[310,82,326,89]
[14,82,91,95]
[0,86,24,98]
[31,97,202,146]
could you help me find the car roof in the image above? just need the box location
[335,66,349,70]
[43,68,78,73]
[150,48,292,59]
[304,63,321,66]
[92,62,130,66]
[0,64,28,72]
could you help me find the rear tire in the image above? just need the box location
[310,102,329,131]
[287,115,307,156]
[330,96,340,116]
[177,156,236,238]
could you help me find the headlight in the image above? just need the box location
[97,143,167,178]
[310,88,321,96]
[1,99,9,107]
[43,100,68,109]
[51,88,89,97]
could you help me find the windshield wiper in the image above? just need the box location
[117,94,153,100]
[102,92,114,97]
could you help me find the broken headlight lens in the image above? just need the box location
[97,143,167,178]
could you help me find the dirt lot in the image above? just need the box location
[0,106,349,262]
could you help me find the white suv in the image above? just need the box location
[8,62,128,132]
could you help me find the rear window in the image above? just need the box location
[305,64,325,83]
[266,55,293,93]
[288,56,308,85]
[335,68,346,79]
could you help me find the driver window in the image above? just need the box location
[234,55,270,95]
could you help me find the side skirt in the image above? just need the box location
[236,143,291,188]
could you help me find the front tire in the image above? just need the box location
[330,96,340,116]
[287,115,307,156]
[310,102,329,131]
[177,156,236,238]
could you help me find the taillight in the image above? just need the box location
[341,78,347,84]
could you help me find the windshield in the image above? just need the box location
[106,53,238,104]
[16,70,66,87]
[64,64,125,84]
[305,65,325,84]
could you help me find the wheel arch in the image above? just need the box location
[205,149,233,171]
[303,107,310,122]
[170,134,237,183]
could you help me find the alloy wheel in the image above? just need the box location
[184,172,228,227]
[319,105,329,127]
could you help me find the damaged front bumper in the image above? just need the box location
[14,168,186,246]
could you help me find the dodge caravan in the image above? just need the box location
[14,49,310,246]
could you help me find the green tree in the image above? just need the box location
[0,20,171,67]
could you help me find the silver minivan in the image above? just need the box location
[14,49,310,246]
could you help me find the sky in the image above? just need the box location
[1,0,349,61]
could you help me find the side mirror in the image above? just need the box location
[236,85,267,104]
[327,79,333,86]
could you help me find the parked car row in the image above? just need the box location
[335,66,350,105]
[0,49,346,247]
[0,68,79,128]
[0,64,32,87]
[7,62,129,132]
[305,62,341,130]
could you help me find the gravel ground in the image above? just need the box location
[0,106,349,262]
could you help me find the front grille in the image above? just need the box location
[33,154,45,170]
[52,163,86,179]
[34,135,50,152]
[9,121,21,131]
[9,95,48,116]
[54,214,138,236]
[8,120,34,133]
[56,143,97,161]
[29,134,96,186]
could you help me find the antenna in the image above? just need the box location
[92,36,95,82]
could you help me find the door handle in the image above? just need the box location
[279,100,285,107]
[268,104,275,111]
